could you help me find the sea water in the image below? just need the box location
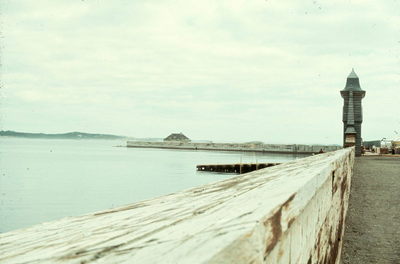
[0,138,307,232]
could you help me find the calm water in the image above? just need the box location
[0,138,307,232]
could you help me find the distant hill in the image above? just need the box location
[0,130,127,140]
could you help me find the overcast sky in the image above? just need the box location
[1,0,399,144]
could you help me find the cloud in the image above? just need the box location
[1,0,399,143]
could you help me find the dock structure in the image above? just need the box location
[0,148,354,264]
[197,162,280,174]
[127,141,341,154]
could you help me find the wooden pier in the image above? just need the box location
[197,162,280,174]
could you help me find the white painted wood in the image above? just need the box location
[0,148,354,264]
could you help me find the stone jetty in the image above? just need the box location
[126,141,341,154]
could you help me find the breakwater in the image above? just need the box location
[127,141,341,154]
[0,147,353,264]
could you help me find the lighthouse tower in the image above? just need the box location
[341,69,366,156]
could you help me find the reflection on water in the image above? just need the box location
[0,138,307,232]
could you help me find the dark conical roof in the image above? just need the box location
[347,68,358,78]
[343,68,363,91]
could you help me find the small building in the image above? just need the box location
[164,133,191,142]
[363,140,382,149]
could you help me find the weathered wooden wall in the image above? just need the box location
[0,148,354,264]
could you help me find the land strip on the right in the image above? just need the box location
[342,156,400,263]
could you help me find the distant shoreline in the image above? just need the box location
[0,130,126,140]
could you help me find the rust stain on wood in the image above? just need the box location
[324,204,345,264]
[263,193,296,256]
[332,170,338,195]
[282,193,296,209]
[264,207,282,256]
[340,172,348,201]
[287,217,296,229]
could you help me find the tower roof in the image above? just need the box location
[343,68,363,91]
[347,68,358,79]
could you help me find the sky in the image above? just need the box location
[0,0,399,144]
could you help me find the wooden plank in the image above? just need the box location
[0,148,354,264]
[196,163,280,174]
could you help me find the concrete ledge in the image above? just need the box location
[0,148,354,264]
